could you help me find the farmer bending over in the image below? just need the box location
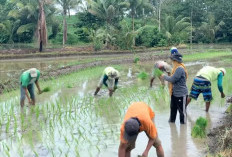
[20,68,42,107]
[118,102,164,157]
[150,60,172,87]
[94,67,119,97]
[187,66,226,112]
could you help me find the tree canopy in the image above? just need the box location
[0,0,231,49]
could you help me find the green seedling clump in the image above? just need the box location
[66,84,73,88]
[42,87,51,92]
[191,117,208,138]
[134,57,140,64]
[137,72,148,80]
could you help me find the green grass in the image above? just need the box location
[184,51,232,62]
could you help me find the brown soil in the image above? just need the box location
[0,46,188,60]
[207,111,232,154]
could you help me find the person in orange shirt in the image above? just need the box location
[118,102,164,157]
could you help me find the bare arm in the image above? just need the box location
[150,77,154,87]
[118,142,127,157]
[35,80,42,94]
[142,138,156,157]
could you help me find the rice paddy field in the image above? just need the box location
[0,48,232,157]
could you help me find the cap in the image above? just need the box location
[124,118,140,142]
[170,47,178,55]
[219,68,226,76]
[170,53,183,63]
[29,68,38,78]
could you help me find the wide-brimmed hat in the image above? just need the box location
[170,53,183,63]
[124,118,140,142]
[170,47,178,55]
[29,68,37,78]
[219,68,226,76]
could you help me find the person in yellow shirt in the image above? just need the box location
[187,66,226,112]
[118,102,164,157]
[94,67,120,97]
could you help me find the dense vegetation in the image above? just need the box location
[0,0,232,50]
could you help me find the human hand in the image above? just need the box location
[221,92,225,98]
[141,151,148,157]
[38,90,43,95]
[114,86,118,91]
[159,74,165,79]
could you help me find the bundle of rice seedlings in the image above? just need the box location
[191,117,208,138]
[137,72,148,80]
[42,87,51,92]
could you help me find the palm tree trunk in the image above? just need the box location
[158,0,161,32]
[132,9,135,47]
[63,10,67,47]
[38,0,47,52]
[190,6,193,49]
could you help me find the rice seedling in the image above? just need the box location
[134,57,140,64]
[42,86,51,92]
[191,117,208,138]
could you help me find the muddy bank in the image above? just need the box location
[0,54,166,94]
[207,104,232,155]
[0,44,191,60]
[0,48,169,60]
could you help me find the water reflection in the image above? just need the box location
[169,123,187,157]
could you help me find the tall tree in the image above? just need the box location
[57,0,81,46]
[38,0,47,52]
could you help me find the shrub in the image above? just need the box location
[135,25,166,47]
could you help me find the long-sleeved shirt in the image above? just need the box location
[196,66,224,92]
[164,67,188,97]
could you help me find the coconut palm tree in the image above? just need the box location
[163,15,191,44]
[56,0,81,47]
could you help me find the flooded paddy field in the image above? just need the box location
[0,50,232,157]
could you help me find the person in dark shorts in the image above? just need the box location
[187,66,226,112]
[20,68,42,107]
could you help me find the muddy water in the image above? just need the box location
[0,57,88,81]
[0,59,231,157]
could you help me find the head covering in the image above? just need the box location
[109,70,118,78]
[170,47,178,55]
[170,53,183,63]
[124,118,140,142]
[219,68,226,76]
[29,68,38,78]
